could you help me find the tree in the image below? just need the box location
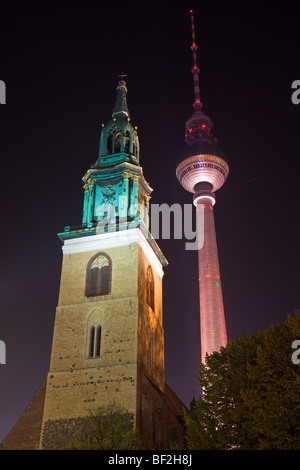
[184,311,300,450]
[65,402,143,450]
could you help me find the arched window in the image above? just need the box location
[85,252,112,297]
[107,133,113,154]
[88,324,102,358]
[132,133,139,161]
[146,265,154,311]
[124,130,130,153]
[107,127,121,155]
[114,132,121,153]
[133,139,137,157]
[95,325,102,357]
[89,326,95,357]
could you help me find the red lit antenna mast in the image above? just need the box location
[190,9,203,111]
[177,10,229,364]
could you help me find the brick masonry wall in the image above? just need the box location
[137,370,185,449]
[41,416,88,450]
[137,245,165,391]
[41,364,137,423]
[40,243,140,448]
[2,234,184,450]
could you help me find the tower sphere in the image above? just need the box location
[176,110,229,195]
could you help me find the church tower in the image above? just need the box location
[38,78,185,449]
[0,78,185,450]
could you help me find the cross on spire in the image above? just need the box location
[118,72,127,81]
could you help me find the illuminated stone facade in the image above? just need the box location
[39,233,168,448]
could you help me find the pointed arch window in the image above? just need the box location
[95,325,102,357]
[133,139,137,158]
[89,326,95,357]
[132,130,139,160]
[114,132,121,153]
[107,134,113,154]
[85,252,112,297]
[106,126,122,155]
[88,324,102,358]
[146,265,154,311]
[124,130,130,153]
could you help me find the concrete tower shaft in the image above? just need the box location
[196,196,227,360]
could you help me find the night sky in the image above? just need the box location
[0,1,300,444]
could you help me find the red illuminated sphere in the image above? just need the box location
[176,110,229,196]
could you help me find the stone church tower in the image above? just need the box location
[1,79,185,450]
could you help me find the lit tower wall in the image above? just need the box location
[176,10,229,361]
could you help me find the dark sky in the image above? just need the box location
[0,1,300,443]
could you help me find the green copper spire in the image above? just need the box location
[58,77,156,250]
[76,77,151,232]
[97,78,140,166]
[112,79,129,118]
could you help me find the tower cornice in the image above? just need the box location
[82,162,153,195]
[58,224,168,274]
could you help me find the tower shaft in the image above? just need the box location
[196,196,227,360]
[177,10,229,363]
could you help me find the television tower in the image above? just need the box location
[176,10,229,362]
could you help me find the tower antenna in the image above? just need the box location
[189,9,202,111]
[176,9,229,363]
